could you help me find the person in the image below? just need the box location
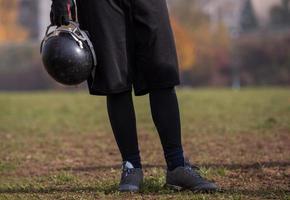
[50,0,218,193]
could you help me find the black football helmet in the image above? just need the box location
[40,21,97,85]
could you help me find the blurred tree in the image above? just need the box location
[240,0,259,32]
[236,32,290,86]
[270,0,290,28]
[192,23,231,86]
[169,0,209,28]
[0,0,28,43]
[171,17,196,71]
[169,0,231,86]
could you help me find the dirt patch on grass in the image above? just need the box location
[1,131,289,197]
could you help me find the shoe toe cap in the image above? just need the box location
[195,182,218,192]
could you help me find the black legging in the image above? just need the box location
[107,87,184,170]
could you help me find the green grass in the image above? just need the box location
[0,162,17,173]
[0,87,289,135]
[0,88,289,199]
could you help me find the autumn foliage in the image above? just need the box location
[0,0,28,43]
[171,18,231,85]
[171,18,196,71]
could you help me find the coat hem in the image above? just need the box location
[134,80,180,96]
[88,81,180,96]
[88,86,132,96]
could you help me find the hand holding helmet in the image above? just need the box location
[50,0,76,26]
[42,1,97,86]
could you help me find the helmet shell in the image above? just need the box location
[41,32,93,85]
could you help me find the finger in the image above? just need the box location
[56,16,62,27]
[70,2,76,21]
[62,16,70,26]
[71,8,76,21]
[50,11,55,25]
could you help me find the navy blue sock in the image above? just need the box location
[149,88,185,171]
[125,154,142,169]
[164,149,185,171]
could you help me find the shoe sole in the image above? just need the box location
[165,184,218,193]
[119,189,139,193]
[119,184,140,193]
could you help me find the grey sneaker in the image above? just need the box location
[166,162,218,193]
[119,161,143,192]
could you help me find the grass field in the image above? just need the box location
[0,88,289,200]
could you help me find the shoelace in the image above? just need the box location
[184,165,202,179]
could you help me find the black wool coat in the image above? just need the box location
[76,0,180,96]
